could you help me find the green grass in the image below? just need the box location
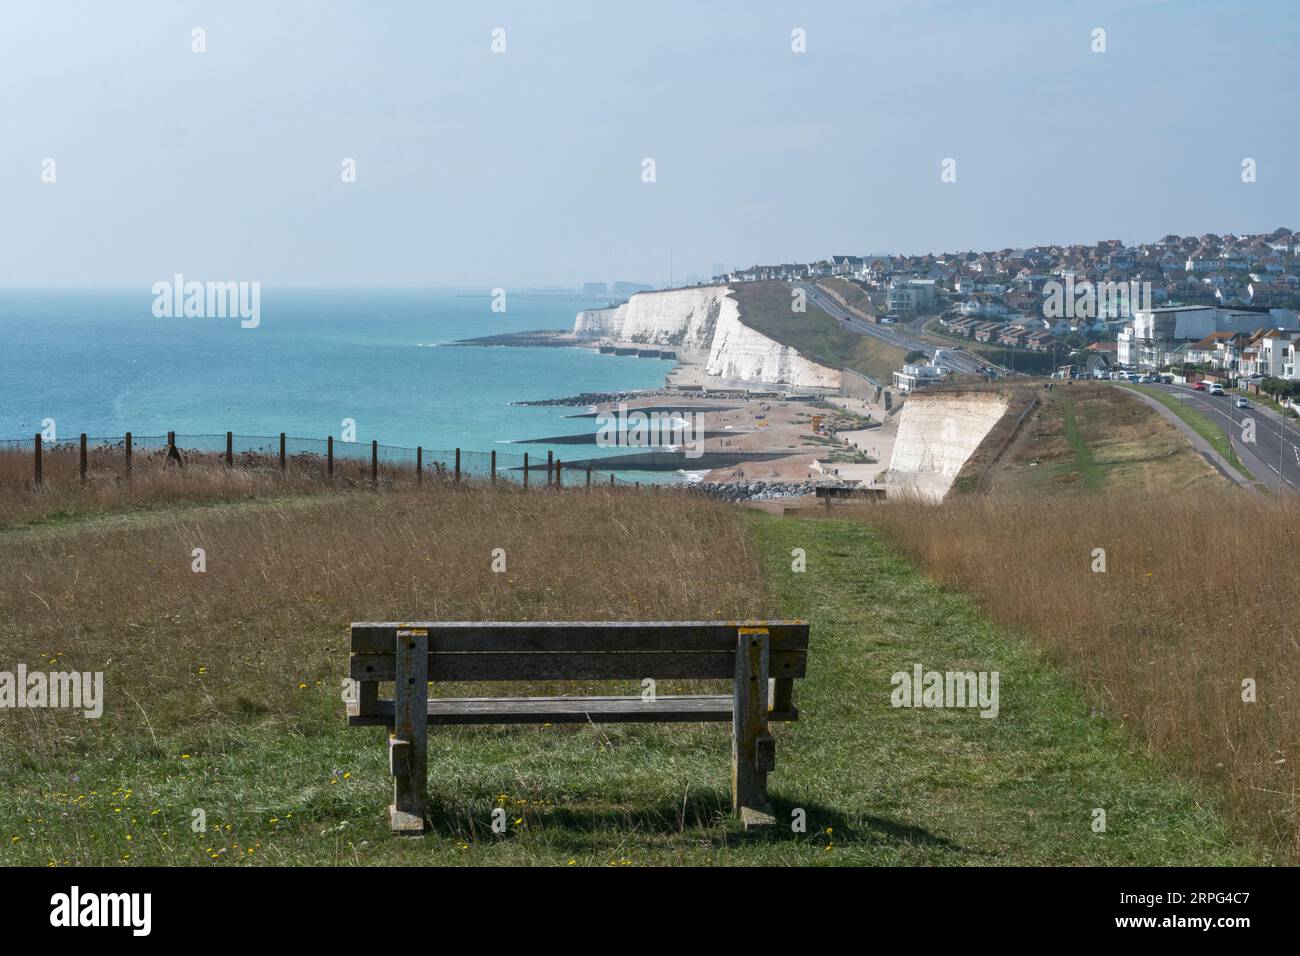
[0,512,1262,866]
[732,281,907,383]
[1056,394,1104,490]
[1122,384,1254,482]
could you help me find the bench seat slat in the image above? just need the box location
[349,649,807,682]
[346,694,800,726]
[350,621,810,654]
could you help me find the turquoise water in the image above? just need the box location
[0,289,669,472]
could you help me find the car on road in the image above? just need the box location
[1235,397,1250,408]
[1193,382,1207,391]
[1209,383,1225,396]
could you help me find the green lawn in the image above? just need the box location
[0,512,1262,866]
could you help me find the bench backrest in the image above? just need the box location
[349,621,810,682]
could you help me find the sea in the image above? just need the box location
[0,288,675,480]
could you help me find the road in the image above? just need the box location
[797,283,1009,377]
[1149,383,1300,491]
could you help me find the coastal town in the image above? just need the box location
[551,227,1300,500]
[711,227,1300,388]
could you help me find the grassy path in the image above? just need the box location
[1057,394,1103,490]
[0,513,1262,865]
[743,514,1260,864]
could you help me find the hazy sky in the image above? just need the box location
[3,0,1296,288]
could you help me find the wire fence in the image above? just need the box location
[2,432,642,490]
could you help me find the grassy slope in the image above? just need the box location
[1121,383,1254,482]
[732,281,907,383]
[986,383,1220,494]
[818,277,876,316]
[0,497,1258,865]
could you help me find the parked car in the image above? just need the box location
[1235,397,1250,408]
[1193,382,1207,391]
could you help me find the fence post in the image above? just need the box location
[278,433,286,475]
[547,450,554,486]
[416,446,423,485]
[371,440,378,484]
[610,472,615,487]
[523,452,529,489]
[455,448,461,482]
[556,459,562,488]
[586,464,592,488]
[327,436,334,478]
[125,432,132,481]
[33,434,42,486]
[165,431,185,470]
[490,450,496,485]
[226,431,233,467]
[80,433,87,483]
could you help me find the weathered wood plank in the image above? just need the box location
[390,630,427,834]
[355,680,379,717]
[349,694,736,726]
[350,621,810,654]
[349,649,807,682]
[732,627,775,830]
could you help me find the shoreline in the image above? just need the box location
[473,325,899,494]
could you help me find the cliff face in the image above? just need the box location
[886,392,1009,501]
[574,287,723,348]
[573,286,840,388]
[705,305,841,388]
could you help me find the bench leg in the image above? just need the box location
[733,627,775,830]
[390,630,428,834]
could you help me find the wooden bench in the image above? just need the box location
[345,620,810,833]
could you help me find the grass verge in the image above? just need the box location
[1121,384,1254,482]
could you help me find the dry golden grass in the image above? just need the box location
[0,483,768,754]
[0,445,444,528]
[984,383,1218,494]
[860,490,1300,861]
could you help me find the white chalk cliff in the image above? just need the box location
[573,286,840,389]
[886,392,1009,501]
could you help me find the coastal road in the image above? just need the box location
[1153,383,1300,491]
[796,283,1008,377]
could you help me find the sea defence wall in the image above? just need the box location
[574,286,840,389]
[885,391,1009,501]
